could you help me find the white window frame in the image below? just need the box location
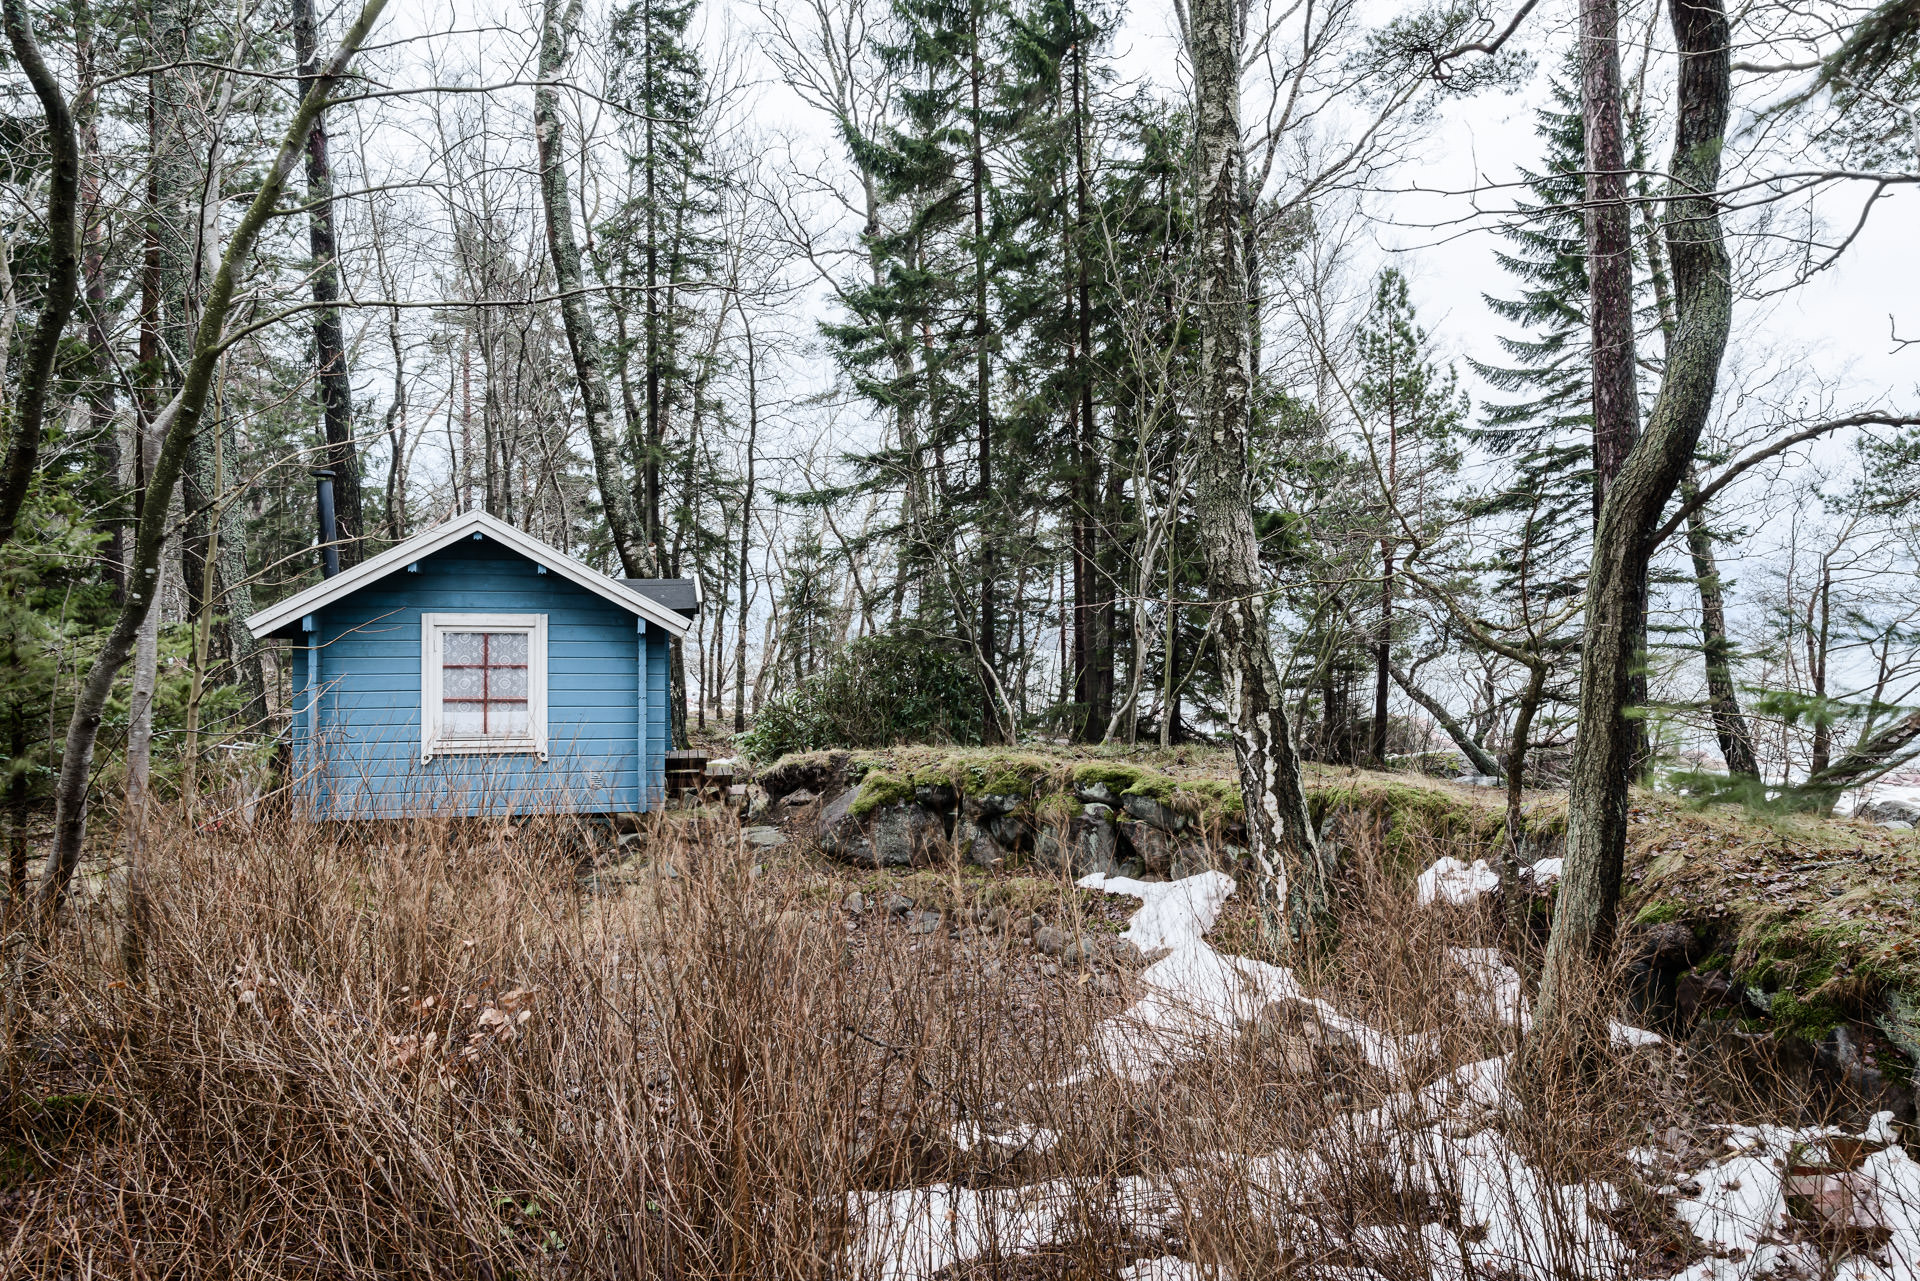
[420,613,549,761]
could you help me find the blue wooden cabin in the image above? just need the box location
[246,511,698,820]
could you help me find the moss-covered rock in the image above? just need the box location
[849,771,914,819]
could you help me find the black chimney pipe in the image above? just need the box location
[312,469,341,579]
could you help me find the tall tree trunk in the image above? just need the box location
[294,0,361,564]
[75,0,122,593]
[1583,0,1651,779]
[1808,565,1832,775]
[38,0,391,917]
[535,0,653,578]
[1537,0,1731,1038]
[0,0,82,547]
[1681,472,1759,778]
[736,319,756,733]
[1188,0,1329,943]
[969,0,999,740]
[1373,547,1392,764]
[1583,0,1640,511]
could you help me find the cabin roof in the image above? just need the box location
[244,510,697,641]
[620,577,703,617]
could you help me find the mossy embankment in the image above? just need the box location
[761,744,1920,1065]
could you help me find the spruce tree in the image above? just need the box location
[1355,268,1465,763]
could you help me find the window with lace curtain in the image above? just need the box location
[420,613,548,760]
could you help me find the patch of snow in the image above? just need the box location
[1118,1258,1224,1281]
[1608,1022,1667,1048]
[1448,947,1530,1028]
[1078,870,1236,952]
[1387,1127,1628,1279]
[848,1177,1170,1281]
[1091,941,1418,1083]
[1523,856,1563,887]
[1416,856,1501,906]
[949,1121,1059,1154]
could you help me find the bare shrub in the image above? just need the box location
[0,808,1853,1278]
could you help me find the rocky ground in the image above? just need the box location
[681,746,1920,1280]
[708,746,1920,1134]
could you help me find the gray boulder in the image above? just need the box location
[1075,780,1119,808]
[761,750,848,801]
[1118,820,1171,875]
[1171,840,1220,879]
[1035,815,1121,876]
[819,791,946,868]
[972,792,1028,817]
[1121,793,1187,833]
[1858,796,1920,824]
[963,830,1007,869]
[1033,925,1069,956]
[914,780,959,812]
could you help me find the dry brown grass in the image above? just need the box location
[0,802,1842,1280]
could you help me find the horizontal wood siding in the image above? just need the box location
[306,537,644,818]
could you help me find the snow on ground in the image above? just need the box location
[1078,870,1236,952]
[1416,854,1564,904]
[1523,856,1563,887]
[1663,1118,1920,1280]
[848,1177,1173,1281]
[849,871,1920,1281]
[1416,856,1501,906]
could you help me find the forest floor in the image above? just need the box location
[5,752,1920,1278]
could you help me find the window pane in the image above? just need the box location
[491,666,529,698]
[493,703,530,737]
[443,703,486,736]
[444,666,484,699]
[490,633,528,665]
[445,632,485,665]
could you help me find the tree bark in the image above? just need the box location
[38,0,391,917]
[535,0,654,579]
[1373,548,1393,764]
[294,0,362,565]
[1582,0,1653,778]
[0,0,82,547]
[1189,0,1330,943]
[1680,471,1760,778]
[1537,0,1731,1038]
[735,317,756,733]
[1583,0,1641,511]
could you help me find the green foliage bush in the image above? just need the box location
[739,634,982,760]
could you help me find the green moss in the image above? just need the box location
[912,764,960,789]
[849,771,913,818]
[1176,778,1244,820]
[1033,793,1083,827]
[949,751,1057,798]
[1123,773,1180,804]
[1072,761,1151,794]
[1632,899,1682,926]
[1769,990,1848,1042]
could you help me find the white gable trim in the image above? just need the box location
[245,510,693,640]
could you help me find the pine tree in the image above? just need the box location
[1354,268,1465,763]
[823,0,1013,728]
[604,0,719,746]
[1468,67,1592,601]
